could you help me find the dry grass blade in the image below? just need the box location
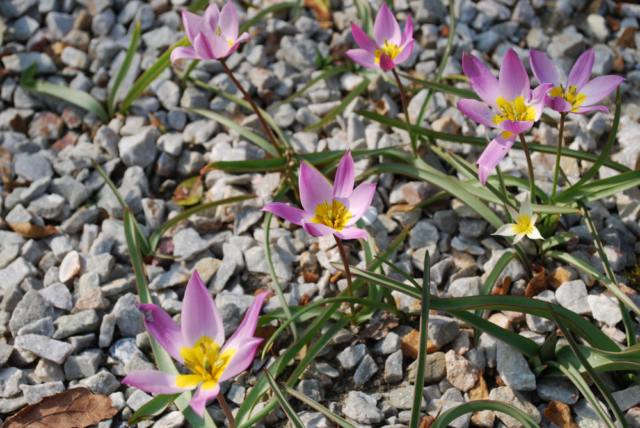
[2,387,117,428]
[7,222,58,239]
[544,401,580,428]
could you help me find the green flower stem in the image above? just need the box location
[218,393,236,428]
[517,133,536,204]
[334,236,355,318]
[220,58,283,157]
[552,113,566,198]
[391,67,416,157]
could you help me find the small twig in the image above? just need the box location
[517,133,536,205]
[334,236,355,318]
[220,58,283,157]
[217,393,236,428]
[552,113,566,198]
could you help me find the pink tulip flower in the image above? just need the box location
[262,150,376,240]
[170,2,250,63]
[457,49,553,185]
[345,3,414,71]
[122,272,269,418]
[529,47,624,114]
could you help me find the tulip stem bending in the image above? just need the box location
[334,236,355,316]
[517,133,536,204]
[391,68,415,156]
[551,113,566,198]
[220,58,283,158]
[218,394,236,428]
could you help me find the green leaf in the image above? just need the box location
[188,108,280,157]
[148,195,256,251]
[110,20,141,118]
[181,59,200,90]
[410,252,430,428]
[239,2,296,33]
[550,343,640,374]
[473,251,514,341]
[173,175,204,206]
[268,67,349,111]
[21,63,109,123]
[400,72,478,100]
[541,233,575,252]
[432,401,540,428]
[129,394,179,426]
[539,330,557,362]
[264,371,305,428]
[282,383,359,428]
[353,0,373,36]
[303,78,370,132]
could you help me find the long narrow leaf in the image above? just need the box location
[473,251,514,340]
[129,394,179,426]
[431,401,540,428]
[110,20,141,118]
[283,384,359,428]
[410,253,430,428]
[264,371,305,428]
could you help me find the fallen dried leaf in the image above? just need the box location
[254,326,279,353]
[612,55,625,72]
[606,15,620,32]
[420,415,436,428]
[545,401,580,428]
[298,294,309,306]
[148,112,166,133]
[330,271,343,282]
[3,387,117,428]
[360,311,400,340]
[525,269,546,298]
[469,372,489,401]
[9,113,26,133]
[491,277,511,296]
[374,98,388,116]
[495,375,506,387]
[617,27,637,48]
[301,271,318,283]
[173,176,203,206]
[8,222,58,239]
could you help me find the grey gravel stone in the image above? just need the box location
[556,280,591,315]
[336,344,367,369]
[384,350,403,383]
[496,341,536,391]
[53,310,100,339]
[9,290,54,337]
[536,377,580,405]
[19,381,65,404]
[343,391,385,424]
[15,334,75,364]
[79,370,120,395]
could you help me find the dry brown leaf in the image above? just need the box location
[330,271,343,282]
[495,375,506,386]
[617,27,637,48]
[298,294,309,307]
[3,387,117,428]
[254,326,279,353]
[8,222,58,239]
[491,277,511,296]
[545,401,580,428]
[374,98,388,116]
[420,415,436,428]
[360,311,400,340]
[469,373,489,401]
[525,269,546,298]
[301,271,319,283]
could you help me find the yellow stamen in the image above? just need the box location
[492,96,537,138]
[374,39,403,65]
[550,85,587,112]
[228,39,233,47]
[511,213,535,236]
[311,199,352,231]
[176,336,235,390]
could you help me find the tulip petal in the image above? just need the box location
[400,13,413,46]
[520,196,532,217]
[334,226,368,240]
[457,99,497,128]
[346,49,379,69]
[204,3,220,36]
[351,23,377,53]
[579,75,625,106]
[506,205,519,221]
[303,221,335,237]
[574,105,610,114]
[219,2,239,42]
[477,133,516,185]
[526,227,544,240]
[499,120,532,136]
[182,10,207,45]
[379,53,395,70]
[208,34,233,59]
[345,182,377,226]
[546,94,573,113]
[193,33,214,60]
[170,47,200,63]
[529,49,561,88]
[493,224,518,236]
[182,271,225,347]
[122,371,195,394]
[462,52,500,111]
[136,303,186,364]
[499,49,529,102]
[189,383,221,419]
[333,150,355,199]
[218,338,262,382]
[392,39,414,66]
[512,233,525,245]
[566,47,594,93]
[374,3,401,46]
[222,291,271,354]
[228,32,251,56]
[299,162,334,213]
[261,202,310,225]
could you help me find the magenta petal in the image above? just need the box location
[193,33,214,60]
[499,120,532,135]
[345,182,376,225]
[182,271,225,347]
[566,47,594,93]
[579,75,625,106]
[400,13,413,46]
[575,105,610,114]
[345,49,379,69]
[303,222,335,237]
[189,384,220,419]
[374,3,401,46]
[122,371,194,394]
[477,133,516,185]
[530,83,554,120]
[136,303,186,364]
[204,3,220,36]
[333,150,355,199]
[227,32,251,56]
[170,47,200,62]
[351,23,377,53]
[529,49,560,88]
[261,202,310,225]
[457,99,497,128]
[182,10,207,45]
[219,338,262,382]
[219,1,239,42]
[379,53,396,70]
[208,33,233,59]
[462,52,500,111]
[334,226,368,241]
[392,39,414,66]
[499,48,529,102]
[223,291,270,352]
[299,162,334,213]
[546,95,573,113]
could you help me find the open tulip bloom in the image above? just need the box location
[262,150,376,240]
[122,272,269,418]
[493,195,543,244]
[457,49,553,185]
[529,47,624,114]
[170,2,250,62]
[346,3,414,70]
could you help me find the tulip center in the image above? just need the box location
[550,85,587,112]
[311,199,352,231]
[176,336,235,390]
[492,96,536,137]
[374,39,403,64]
[511,214,534,236]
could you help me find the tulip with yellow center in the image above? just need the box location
[493,196,544,244]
